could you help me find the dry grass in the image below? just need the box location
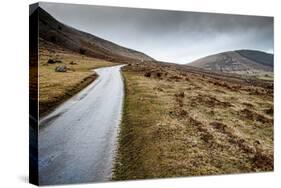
[39,39,117,117]
[114,63,273,180]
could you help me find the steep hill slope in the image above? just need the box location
[38,7,153,63]
[188,50,273,75]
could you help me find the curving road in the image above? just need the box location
[38,65,124,185]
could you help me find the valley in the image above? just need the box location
[34,6,274,184]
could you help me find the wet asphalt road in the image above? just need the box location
[38,65,124,185]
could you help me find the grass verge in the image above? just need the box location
[39,40,117,117]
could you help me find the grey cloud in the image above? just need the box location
[39,2,273,64]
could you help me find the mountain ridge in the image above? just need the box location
[38,7,154,63]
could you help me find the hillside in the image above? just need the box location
[37,7,155,116]
[188,50,273,76]
[236,50,273,67]
[38,7,154,64]
[33,5,273,180]
[114,61,273,180]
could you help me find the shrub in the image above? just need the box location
[79,48,86,54]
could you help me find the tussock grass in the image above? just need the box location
[114,63,273,180]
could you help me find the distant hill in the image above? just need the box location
[236,50,273,67]
[188,50,273,75]
[38,7,154,63]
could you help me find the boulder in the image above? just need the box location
[55,65,67,72]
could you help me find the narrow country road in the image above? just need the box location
[38,65,124,185]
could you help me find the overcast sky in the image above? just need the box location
[39,2,273,64]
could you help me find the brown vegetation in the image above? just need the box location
[114,62,273,180]
[38,39,116,117]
